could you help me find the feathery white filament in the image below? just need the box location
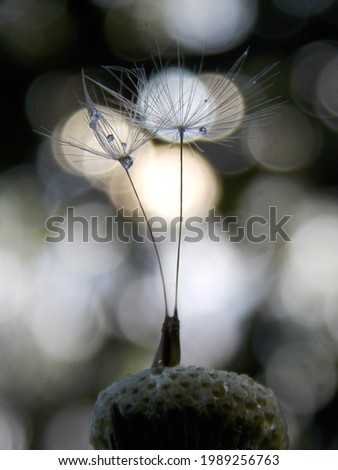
[138,67,211,143]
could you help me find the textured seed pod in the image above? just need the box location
[91,365,288,449]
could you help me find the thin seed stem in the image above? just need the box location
[124,168,169,319]
[173,129,184,320]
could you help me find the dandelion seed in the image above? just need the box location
[46,70,171,325]
[114,50,279,354]
[48,51,279,368]
[137,66,212,143]
[132,49,279,146]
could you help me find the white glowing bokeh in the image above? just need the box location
[54,106,155,178]
[162,0,257,54]
[238,174,307,219]
[276,204,338,326]
[117,231,269,367]
[237,174,307,255]
[106,144,220,219]
[53,201,129,276]
[54,108,118,176]
[29,264,105,361]
[265,341,337,414]
[285,215,338,294]
[0,403,27,450]
[135,147,220,218]
[139,67,211,143]
[245,104,320,171]
[177,236,269,366]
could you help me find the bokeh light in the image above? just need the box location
[105,143,221,219]
[274,196,338,327]
[103,0,257,59]
[53,108,119,177]
[237,173,307,252]
[245,104,321,171]
[161,0,258,55]
[117,229,270,368]
[29,267,105,362]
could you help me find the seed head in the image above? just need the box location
[126,50,279,146]
[91,365,288,450]
[51,71,157,170]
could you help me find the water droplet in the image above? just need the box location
[90,110,101,122]
[119,156,133,170]
[199,126,207,136]
[121,142,127,149]
[106,134,115,142]
[89,122,97,130]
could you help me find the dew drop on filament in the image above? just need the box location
[199,126,207,136]
[120,155,133,170]
[90,110,101,122]
[107,134,115,142]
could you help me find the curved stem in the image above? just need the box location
[173,129,184,320]
[124,168,169,319]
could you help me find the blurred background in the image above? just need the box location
[1,0,338,450]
